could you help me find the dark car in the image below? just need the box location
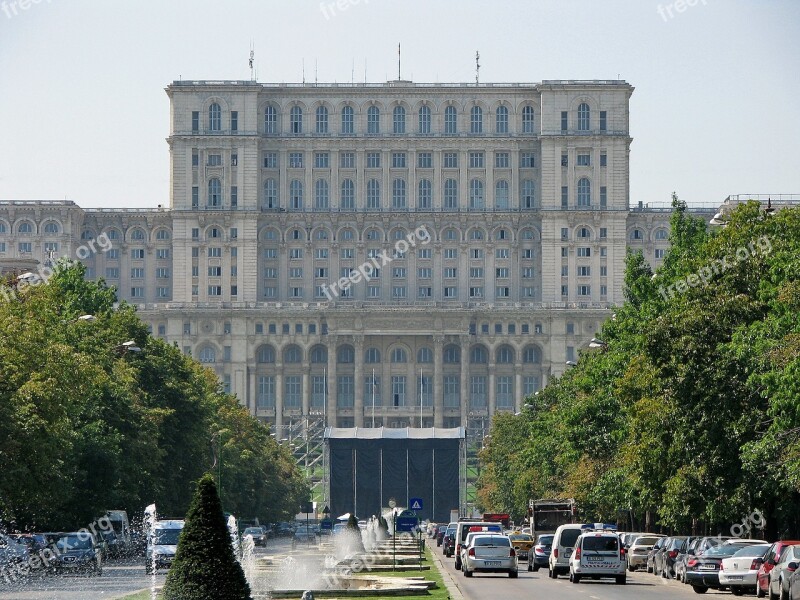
[51,533,103,576]
[100,530,122,559]
[436,525,447,546]
[129,530,147,557]
[528,533,553,572]
[757,540,800,598]
[443,527,457,557]
[274,522,294,537]
[243,527,268,547]
[657,536,691,579]
[647,536,668,573]
[684,542,750,593]
[674,536,701,583]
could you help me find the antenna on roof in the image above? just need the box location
[352,58,355,84]
[302,58,305,84]
[397,42,401,80]
[476,51,481,84]
[249,41,255,82]
[315,59,318,85]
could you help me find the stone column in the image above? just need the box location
[327,337,338,428]
[354,335,364,427]
[433,335,444,427]
[302,365,310,417]
[514,363,523,413]
[460,337,470,427]
[275,364,284,439]
[488,360,496,418]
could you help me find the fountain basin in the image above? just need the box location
[266,575,436,598]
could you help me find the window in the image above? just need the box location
[655,249,666,259]
[495,105,508,133]
[191,111,199,132]
[339,151,355,168]
[208,103,221,131]
[340,179,355,210]
[444,286,457,298]
[290,180,304,210]
[208,178,222,207]
[520,152,536,168]
[417,152,432,168]
[496,267,509,278]
[391,347,407,363]
[444,267,457,278]
[314,152,329,168]
[391,376,406,407]
[366,152,381,168]
[577,153,591,166]
[315,105,329,133]
[469,152,484,168]
[341,105,354,133]
[392,105,406,133]
[290,267,303,278]
[264,178,279,208]
[230,186,237,207]
[105,267,119,278]
[340,248,354,260]
[391,152,406,168]
[443,152,458,168]
[417,179,432,209]
[444,376,459,407]
[561,186,569,209]
[578,285,591,296]
[522,180,536,209]
[600,266,608,276]
[578,247,592,257]
[418,105,431,133]
[470,286,483,298]
[392,286,407,298]
[561,265,569,277]
[131,248,145,259]
[470,376,487,408]
[290,105,303,134]
[393,267,406,278]
[600,110,607,131]
[470,248,483,259]
[392,179,406,209]
[444,105,457,133]
[367,105,380,134]
[192,186,199,208]
[289,152,303,168]
[495,180,509,209]
[199,346,216,363]
[578,102,590,131]
[578,226,591,239]
[495,152,510,168]
[522,105,535,133]
[497,376,513,408]
[444,179,458,209]
[314,179,329,210]
[561,227,569,241]
[469,179,484,209]
[600,247,607,257]
[418,249,431,259]
[561,153,568,167]
[600,186,607,208]
[230,110,238,132]
[43,222,59,234]
[208,285,222,296]
[157,267,170,278]
[470,267,483,278]
[561,110,568,131]
[578,266,591,277]
[600,152,607,167]
[577,178,591,207]
[600,227,607,239]
[470,106,483,133]
[290,248,303,259]
[522,267,535,279]
[264,105,278,134]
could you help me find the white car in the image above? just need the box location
[548,524,585,578]
[627,535,663,571]
[569,531,627,584]
[718,543,770,596]
[462,534,518,578]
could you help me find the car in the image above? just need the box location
[718,543,769,596]
[294,525,318,544]
[627,535,663,572]
[548,523,589,578]
[146,519,184,574]
[52,532,103,576]
[442,525,457,557]
[243,527,268,547]
[453,521,502,571]
[508,532,534,562]
[786,557,800,600]
[768,544,800,600]
[673,536,702,582]
[129,530,147,557]
[757,541,800,598]
[568,530,627,585]
[461,534,518,578]
[647,536,668,574]
[657,535,691,579]
[274,522,294,537]
[0,534,29,570]
[684,542,753,594]
[528,533,553,572]
[436,525,447,546]
[426,522,438,538]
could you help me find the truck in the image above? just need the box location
[482,513,512,529]
[105,510,131,557]
[528,498,575,537]
[145,519,185,574]
[450,509,459,524]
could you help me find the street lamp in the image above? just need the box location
[565,360,578,367]
[113,340,142,354]
[388,498,397,571]
[588,337,608,350]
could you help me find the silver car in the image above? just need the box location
[462,534,518,578]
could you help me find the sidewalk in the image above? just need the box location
[425,539,464,600]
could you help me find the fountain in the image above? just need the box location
[143,503,158,600]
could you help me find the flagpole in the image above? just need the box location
[372,368,376,428]
[420,368,423,428]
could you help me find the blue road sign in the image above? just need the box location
[409,497,423,511]
[396,516,418,532]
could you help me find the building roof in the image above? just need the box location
[324,426,465,439]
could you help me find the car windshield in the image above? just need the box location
[244,528,262,535]
[732,544,770,558]
[705,544,746,557]
[446,528,456,535]
[153,529,182,545]
[473,536,510,547]
[633,536,660,545]
[56,535,93,550]
[537,535,554,545]
[582,536,619,551]
[510,534,533,542]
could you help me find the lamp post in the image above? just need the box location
[388,498,397,571]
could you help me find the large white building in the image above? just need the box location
[0,78,712,436]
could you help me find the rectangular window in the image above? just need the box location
[230,111,238,132]
[600,247,608,257]
[470,267,483,278]
[363,375,381,407]
[230,186,237,207]
[443,248,457,260]
[155,248,170,260]
[191,150,199,167]
[368,286,381,298]
[207,154,222,166]
[655,249,666,259]
[208,247,222,258]
[156,267,170,278]
[561,153,568,167]
[443,152,458,168]
[444,376,459,408]
[290,248,303,260]
[105,267,119,279]
[208,266,222,277]
[392,267,406,278]
[289,152,303,168]
[578,266,591,277]
[578,247,591,257]
[561,111,568,131]
[257,376,275,408]
[391,376,406,407]
[469,152,484,168]
[283,376,301,408]
[366,152,381,168]
[208,285,222,296]
[444,286,457,298]
[418,375,432,407]
[577,153,590,166]
[578,285,591,296]
[600,227,607,238]
[418,249,431,259]
[600,285,608,296]
[600,152,607,167]
[469,287,483,298]
[470,376,487,409]
[523,376,539,396]
[520,152,536,168]
[561,186,568,209]
[561,265,569,277]
[417,152,432,168]
[561,227,569,241]
[522,267,534,278]
[418,286,432,298]
[561,284,569,297]
[496,376,513,409]
[392,286,406,298]
[600,186,607,208]
[600,110,607,131]
[600,266,608,276]
[340,152,355,168]
[494,152,510,168]
[289,287,303,298]
[391,152,407,168]
[561,247,568,257]
[523,249,534,259]
[444,267,457,278]
[314,152,329,168]
[495,286,510,298]
[336,376,354,407]
[131,249,145,260]
[418,267,432,279]
[495,248,509,259]
[191,111,199,132]
[496,267,510,278]
[131,287,144,298]
[192,186,199,208]
[470,248,483,259]
[263,152,278,169]
[290,267,303,278]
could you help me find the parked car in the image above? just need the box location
[718,543,769,596]
[274,522,294,537]
[621,532,658,549]
[627,535,662,572]
[146,519,184,574]
[684,542,752,594]
[508,532,534,562]
[294,525,317,544]
[658,536,691,579]
[549,524,586,578]
[786,557,800,600]
[436,525,447,546]
[52,532,103,576]
[768,544,800,600]
[675,537,704,583]
[527,533,553,572]
[0,534,29,569]
[757,540,800,598]
[569,530,627,585]
[243,527,268,547]
[442,526,457,557]
[647,536,668,573]
[461,534,517,578]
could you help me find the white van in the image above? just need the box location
[145,519,185,574]
[568,530,627,584]
[453,521,503,570]
[548,523,585,578]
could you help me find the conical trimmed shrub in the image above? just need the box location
[163,474,251,600]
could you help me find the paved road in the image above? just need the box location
[428,539,737,600]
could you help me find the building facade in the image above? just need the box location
[0,78,708,436]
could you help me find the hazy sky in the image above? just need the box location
[0,0,797,208]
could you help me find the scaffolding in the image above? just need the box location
[277,414,328,505]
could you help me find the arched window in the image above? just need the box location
[208,178,222,207]
[291,228,304,241]
[131,228,145,241]
[444,105,457,134]
[470,229,483,241]
[310,346,328,363]
[341,105,354,134]
[495,180,509,209]
[314,179,329,210]
[43,222,59,234]
[391,348,407,363]
[367,179,381,209]
[393,105,406,134]
[209,227,222,239]
[262,228,279,241]
[290,180,304,210]
[470,346,488,364]
[445,228,459,241]
[284,345,302,363]
[208,103,221,131]
[340,228,355,240]
[577,227,591,239]
[577,178,591,207]
[469,179,484,209]
[290,106,303,134]
[496,346,514,364]
[495,105,509,133]
[199,346,216,363]
[630,228,644,241]
[444,179,458,209]
[18,222,33,234]
[417,347,433,363]
[495,228,509,241]
[340,179,355,210]
[264,105,278,134]
[365,348,381,364]
[578,103,590,131]
[337,345,354,363]
[523,345,541,364]
[417,179,432,209]
[80,229,93,240]
[257,345,276,363]
[470,106,483,133]
[522,180,536,209]
[264,178,279,209]
[156,229,170,240]
[365,228,381,241]
[315,228,329,241]
[315,105,329,134]
[392,179,406,209]
[367,105,380,134]
[655,229,668,240]
[443,345,460,364]
[418,105,431,134]
[106,229,119,240]
[393,228,407,240]
[522,105,536,133]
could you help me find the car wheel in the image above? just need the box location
[770,583,779,600]
[533,564,540,572]
[464,569,472,578]
[509,570,518,578]
[628,564,635,572]
[756,578,766,598]
[693,586,709,594]
[548,567,555,579]
[731,587,744,596]
[570,572,580,584]
[779,582,789,600]
[527,560,533,572]
[455,558,461,570]
[616,574,627,585]
[647,562,653,574]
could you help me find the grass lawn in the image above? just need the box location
[350,546,450,600]
[116,592,156,600]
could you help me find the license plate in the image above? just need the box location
[728,575,744,580]
[484,561,501,566]
[589,555,608,562]
[699,564,716,570]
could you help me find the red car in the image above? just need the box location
[756,540,800,598]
